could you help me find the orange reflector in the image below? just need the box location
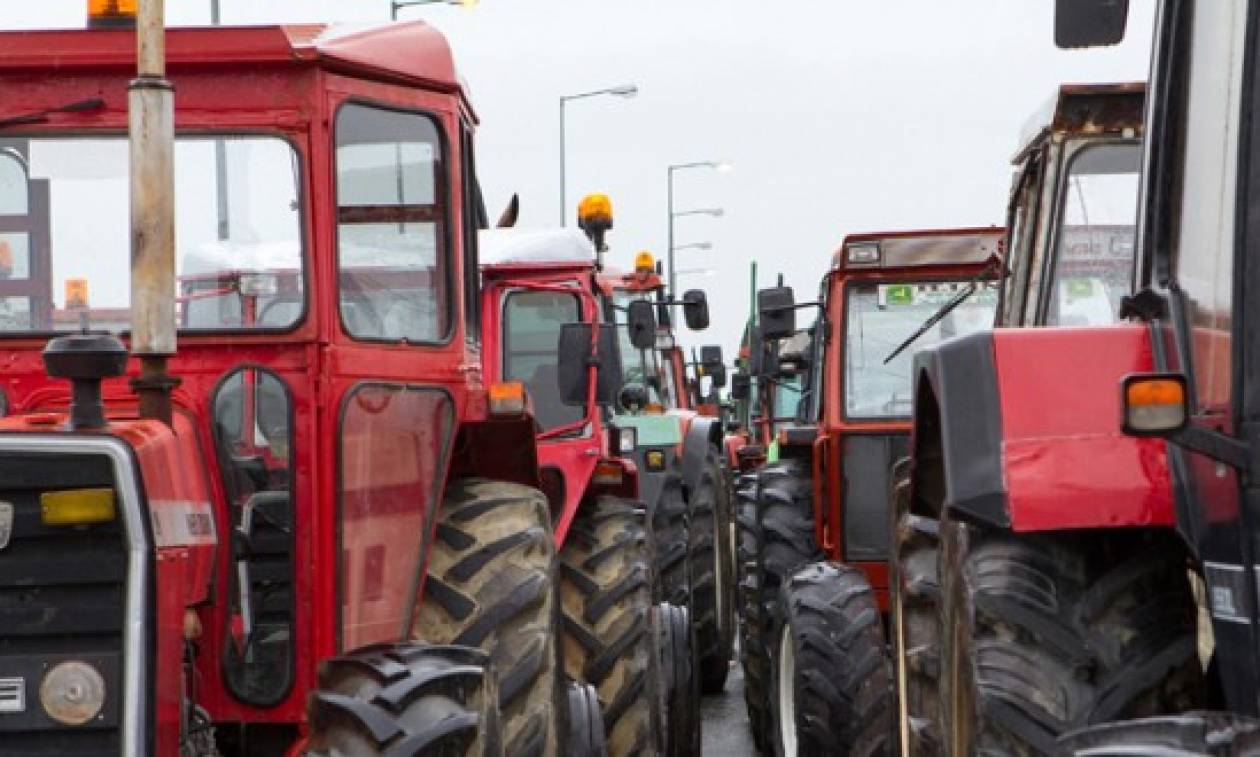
[593,461,623,486]
[88,0,137,28]
[488,381,526,417]
[644,450,666,471]
[1126,378,1185,407]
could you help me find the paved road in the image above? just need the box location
[701,657,759,756]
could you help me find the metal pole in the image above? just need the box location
[559,98,567,226]
[210,0,220,24]
[667,166,675,305]
[130,0,179,425]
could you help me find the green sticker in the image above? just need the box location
[886,285,913,305]
[1066,278,1094,298]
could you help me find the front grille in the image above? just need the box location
[842,433,910,561]
[0,453,126,757]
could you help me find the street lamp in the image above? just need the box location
[672,207,724,219]
[675,268,715,277]
[674,242,713,252]
[391,0,475,20]
[559,85,639,225]
[668,161,731,302]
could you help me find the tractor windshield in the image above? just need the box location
[1046,141,1141,326]
[0,135,302,334]
[502,289,584,431]
[611,290,665,406]
[844,280,998,418]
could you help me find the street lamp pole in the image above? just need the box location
[667,161,730,303]
[558,84,638,225]
[391,0,469,20]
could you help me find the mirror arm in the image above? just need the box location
[1168,423,1252,472]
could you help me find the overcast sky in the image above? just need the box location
[10,1,1156,355]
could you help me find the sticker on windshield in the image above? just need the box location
[877,281,997,308]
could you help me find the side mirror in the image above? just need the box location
[707,363,727,389]
[626,299,657,350]
[557,323,623,406]
[731,372,750,401]
[1054,0,1129,49]
[700,345,724,368]
[682,289,709,330]
[758,286,796,340]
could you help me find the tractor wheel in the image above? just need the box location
[655,602,701,756]
[648,465,690,608]
[413,479,564,757]
[888,468,941,755]
[770,562,893,757]
[735,471,771,751]
[939,516,1205,755]
[564,681,606,757]
[559,496,661,757]
[307,642,503,756]
[688,446,737,694]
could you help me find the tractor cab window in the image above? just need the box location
[1044,142,1140,326]
[211,368,295,705]
[844,280,998,419]
[335,103,450,344]
[503,290,584,430]
[610,291,665,406]
[0,136,303,334]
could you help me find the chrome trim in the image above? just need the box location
[0,435,150,756]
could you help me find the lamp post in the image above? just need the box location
[559,84,638,225]
[672,207,724,219]
[673,242,713,253]
[667,161,730,303]
[391,0,473,20]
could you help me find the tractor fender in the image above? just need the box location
[912,325,1175,532]
[679,413,722,496]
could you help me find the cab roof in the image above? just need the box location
[1013,81,1144,164]
[831,227,1003,271]
[479,228,595,271]
[0,21,469,104]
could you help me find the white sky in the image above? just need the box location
[6,0,1156,355]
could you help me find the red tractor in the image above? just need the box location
[740,228,1004,754]
[886,1,1260,753]
[0,8,660,756]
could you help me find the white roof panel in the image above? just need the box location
[479,228,595,267]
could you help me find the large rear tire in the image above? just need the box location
[413,479,564,757]
[770,562,893,757]
[735,471,771,752]
[307,643,502,756]
[559,496,661,757]
[889,466,941,756]
[939,517,1205,755]
[687,446,736,694]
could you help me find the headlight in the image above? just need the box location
[40,661,106,726]
[239,273,279,297]
[611,426,637,455]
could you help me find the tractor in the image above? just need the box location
[887,0,1260,753]
[741,228,1005,754]
[477,217,702,755]
[590,231,738,696]
[0,6,661,756]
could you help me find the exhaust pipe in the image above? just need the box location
[128,0,179,426]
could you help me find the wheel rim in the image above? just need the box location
[777,623,798,757]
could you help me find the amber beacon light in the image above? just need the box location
[88,0,138,28]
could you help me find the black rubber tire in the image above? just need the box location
[655,602,701,756]
[1059,713,1260,755]
[688,446,737,695]
[939,517,1205,756]
[564,681,606,757]
[741,459,823,753]
[559,496,661,757]
[734,470,771,752]
[888,464,941,756]
[770,562,893,757]
[413,479,564,757]
[307,642,503,756]
[647,465,690,608]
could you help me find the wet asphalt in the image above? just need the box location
[700,655,760,756]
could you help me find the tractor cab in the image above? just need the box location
[999,82,1145,327]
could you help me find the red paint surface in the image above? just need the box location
[993,326,1175,531]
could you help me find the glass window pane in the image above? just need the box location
[0,152,26,215]
[0,232,30,280]
[845,281,998,419]
[504,290,583,430]
[339,385,452,649]
[336,104,448,343]
[1045,142,1141,326]
[0,296,31,331]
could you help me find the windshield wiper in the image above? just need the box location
[0,98,105,129]
[882,283,978,365]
